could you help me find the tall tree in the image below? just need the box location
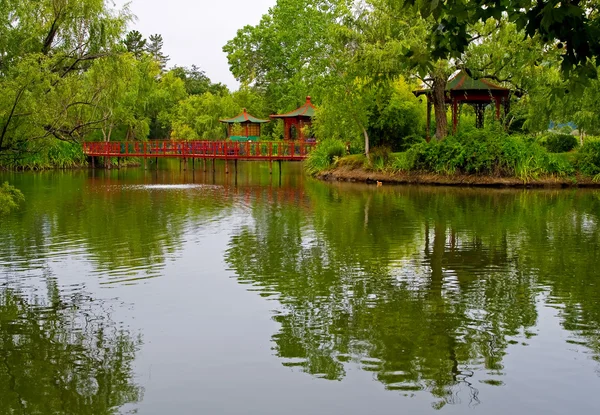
[0,0,130,161]
[146,34,170,70]
[414,0,600,79]
[124,30,147,58]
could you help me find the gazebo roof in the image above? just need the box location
[271,96,316,119]
[220,108,270,124]
[414,70,510,96]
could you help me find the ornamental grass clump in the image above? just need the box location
[304,138,346,176]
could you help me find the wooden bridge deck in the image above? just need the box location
[82,140,316,161]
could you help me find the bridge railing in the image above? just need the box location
[82,140,316,160]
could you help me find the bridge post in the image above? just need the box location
[212,158,215,172]
[203,158,206,172]
[91,156,95,169]
[234,159,238,175]
[155,157,158,170]
[269,160,273,175]
[192,158,195,171]
[225,159,229,175]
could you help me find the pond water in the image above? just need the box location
[1,161,600,414]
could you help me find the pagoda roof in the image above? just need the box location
[270,96,316,119]
[219,108,270,124]
[414,70,510,96]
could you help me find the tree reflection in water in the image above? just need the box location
[0,278,142,414]
[226,183,600,409]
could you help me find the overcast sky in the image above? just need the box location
[113,0,275,90]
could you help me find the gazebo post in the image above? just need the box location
[426,97,432,142]
[452,97,458,134]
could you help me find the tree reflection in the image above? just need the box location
[226,182,600,407]
[0,279,142,414]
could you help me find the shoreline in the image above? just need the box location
[318,165,600,188]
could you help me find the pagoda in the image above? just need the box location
[270,96,316,141]
[219,108,270,141]
[414,70,512,140]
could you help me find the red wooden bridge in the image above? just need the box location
[82,140,316,161]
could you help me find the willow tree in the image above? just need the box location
[0,0,130,161]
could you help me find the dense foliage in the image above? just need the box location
[0,0,599,183]
[0,182,24,215]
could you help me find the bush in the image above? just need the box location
[540,133,578,153]
[399,129,575,181]
[390,151,416,172]
[398,134,426,152]
[304,138,346,176]
[577,140,600,176]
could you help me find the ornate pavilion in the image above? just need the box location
[270,96,316,141]
[220,108,270,141]
[414,70,512,140]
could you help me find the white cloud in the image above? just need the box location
[112,0,275,90]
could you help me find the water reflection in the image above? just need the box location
[0,278,142,414]
[2,167,600,412]
[226,184,600,408]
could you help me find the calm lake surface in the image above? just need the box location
[1,161,600,414]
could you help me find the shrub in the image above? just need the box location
[304,138,346,176]
[540,133,578,153]
[390,151,416,171]
[399,129,576,181]
[397,134,426,152]
[577,140,600,176]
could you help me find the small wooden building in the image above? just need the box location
[414,70,511,140]
[220,108,270,141]
[270,96,316,141]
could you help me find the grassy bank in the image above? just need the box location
[308,130,600,187]
[0,140,144,170]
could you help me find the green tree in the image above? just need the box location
[123,30,147,58]
[171,92,238,139]
[0,0,130,164]
[170,65,228,96]
[146,34,169,70]
[412,0,600,80]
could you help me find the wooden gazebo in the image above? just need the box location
[414,70,511,140]
[220,108,270,141]
[270,96,316,141]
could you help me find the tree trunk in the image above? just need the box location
[362,125,370,158]
[431,73,448,140]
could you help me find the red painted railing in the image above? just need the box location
[82,140,316,161]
